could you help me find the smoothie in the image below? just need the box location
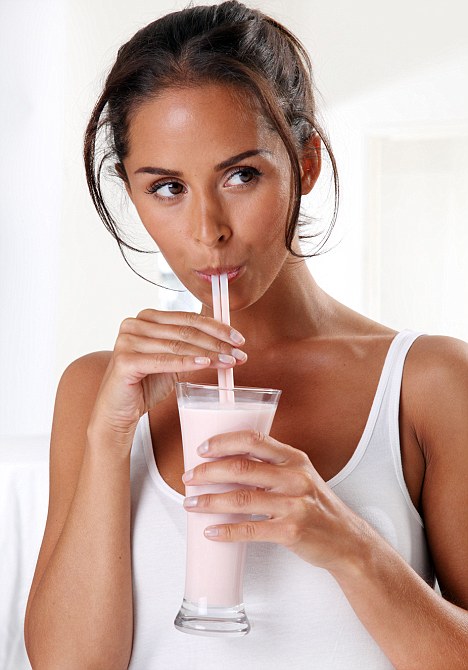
[174,383,281,636]
[179,401,277,607]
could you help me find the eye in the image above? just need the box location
[225,166,262,187]
[144,166,262,200]
[145,180,185,199]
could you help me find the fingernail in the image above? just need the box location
[182,469,193,483]
[230,329,245,345]
[231,348,247,361]
[204,527,219,537]
[218,353,236,364]
[197,441,209,455]
[194,356,211,365]
[184,496,198,507]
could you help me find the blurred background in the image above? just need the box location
[0,1,467,667]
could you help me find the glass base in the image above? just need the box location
[174,598,250,637]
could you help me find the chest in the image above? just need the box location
[148,339,425,509]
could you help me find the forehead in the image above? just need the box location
[125,83,281,162]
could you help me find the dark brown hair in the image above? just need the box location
[83,0,339,283]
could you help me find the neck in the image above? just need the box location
[200,256,337,351]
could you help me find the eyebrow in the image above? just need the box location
[133,149,273,176]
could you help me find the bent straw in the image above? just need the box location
[211,274,235,403]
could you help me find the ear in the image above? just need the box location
[115,162,134,202]
[299,132,322,195]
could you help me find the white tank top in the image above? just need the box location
[128,329,434,669]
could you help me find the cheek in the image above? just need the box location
[133,195,160,226]
[253,184,291,246]
[131,197,177,246]
[238,173,290,233]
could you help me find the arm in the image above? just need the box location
[24,354,134,670]
[328,525,467,670]
[181,335,468,669]
[328,335,468,669]
[24,309,247,669]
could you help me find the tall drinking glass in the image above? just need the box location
[174,382,281,637]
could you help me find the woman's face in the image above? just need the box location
[121,83,314,312]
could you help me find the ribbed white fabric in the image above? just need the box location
[128,329,433,669]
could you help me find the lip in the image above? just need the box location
[194,265,245,283]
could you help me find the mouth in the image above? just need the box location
[194,266,245,283]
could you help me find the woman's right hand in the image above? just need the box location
[87,308,247,448]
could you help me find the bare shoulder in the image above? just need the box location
[406,332,468,372]
[53,351,114,437]
[403,334,468,434]
[50,349,114,482]
[40,347,113,513]
[62,349,113,384]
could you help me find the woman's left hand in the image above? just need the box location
[182,430,370,571]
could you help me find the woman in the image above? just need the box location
[24,2,468,668]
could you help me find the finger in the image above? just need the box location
[133,310,245,346]
[116,333,244,368]
[183,455,291,493]
[114,350,216,383]
[184,453,314,496]
[120,319,247,363]
[203,517,288,544]
[197,430,296,465]
[184,487,290,517]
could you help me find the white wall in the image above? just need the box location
[0,0,64,437]
[368,133,468,337]
[289,0,468,327]
[1,0,467,437]
[0,0,183,437]
[312,46,468,332]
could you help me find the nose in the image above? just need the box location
[190,193,232,247]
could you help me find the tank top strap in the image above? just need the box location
[346,328,426,526]
[377,329,425,419]
[380,329,426,523]
[327,329,424,490]
[331,328,430,556]
[369,329,425,443]
[378,328,424,397]
[386,328,424,384]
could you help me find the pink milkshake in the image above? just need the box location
[174,383,281,637]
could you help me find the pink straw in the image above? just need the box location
[211,274,235,403]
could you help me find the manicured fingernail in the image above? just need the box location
[195,357,211,365]
[218,353,236,364]
[230,329,245,345]
[197,441,209,455]
[204,527,219,537]
[231,348,247,361]
[182,469,193,483]
[184,496,198,508]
